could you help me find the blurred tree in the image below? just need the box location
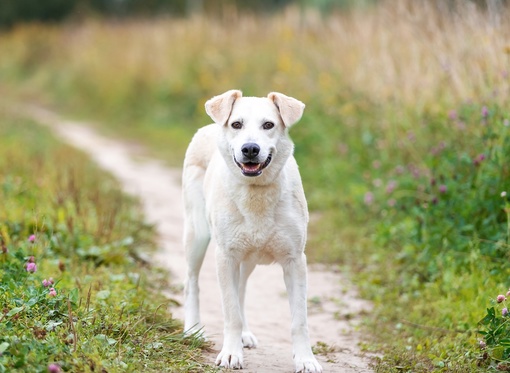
[1,0,507,29]
[0,0,78,28]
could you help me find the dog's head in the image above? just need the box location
[205,90,305,183]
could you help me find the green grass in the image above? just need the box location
[2,1,510,371]
[0,111,215,372]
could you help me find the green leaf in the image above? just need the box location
[69,288,79,304]
[6,307,23,317]
[492,346,505,360]
[0,342,9,354]
[95,334,117,345]
[499,338,510,347]
[45,320,63,331]
[26,297,38,307]
[96,290,110,300]
[479,308,496,326]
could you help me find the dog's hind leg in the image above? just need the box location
[239,260,258,348]
[182,165,211,335]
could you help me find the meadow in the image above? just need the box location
[1,0,510,371]
[0,113,213,371]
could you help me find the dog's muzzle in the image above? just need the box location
[234,153,272,177]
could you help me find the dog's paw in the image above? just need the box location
[216,348,244,369]
[294,355,323,373]
[242,330,258,349]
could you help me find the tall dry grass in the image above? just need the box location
[1,0,508,114]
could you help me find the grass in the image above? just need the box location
[1,0,510,371]
[0,111,214,372]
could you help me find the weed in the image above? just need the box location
[0,114,213,372]
[1,1,509,371]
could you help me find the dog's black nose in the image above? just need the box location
[241,143,260,159]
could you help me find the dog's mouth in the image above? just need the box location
[234,154,272,177]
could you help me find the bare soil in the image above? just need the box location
[27,106,374,373]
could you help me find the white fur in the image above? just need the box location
[182,90,322,373]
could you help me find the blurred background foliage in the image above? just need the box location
[1,0,507,28]
[1,0,510,371]
[0,0,366,27]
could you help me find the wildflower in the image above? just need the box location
[48,288,57,297]
[28,234,36,243]
[394,165,404,175]
[481,106,489,118]
[28,256,35,263]
[503,308,508,317]
[388,199,396,207]
[48,363,61,373]
[473,154,486,166]
[386,180,397,194]
[439,185,447,194]
[502,191,507,198]
[497,294,506,303]
[364,192,374,206]
[479,340,487,349]
[26,262,37,273]
[448,110,457,120]
[43,278,55,287]
[507,290,510,297]
[372,160,381,169]
[504,119,509,127]
[458,120,468,131]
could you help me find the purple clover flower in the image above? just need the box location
[473,154,486,166]
[364,192,374,206]
[48,363,61,373]
[386,180,397,194]
[26,262,37,273]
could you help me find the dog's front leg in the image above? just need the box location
[283,254,323,373]
[215,250,244,369]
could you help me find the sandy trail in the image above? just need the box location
[26,106,373,373]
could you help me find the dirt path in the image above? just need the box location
[26,106,374,373]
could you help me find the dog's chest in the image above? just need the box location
[212,186,305,259]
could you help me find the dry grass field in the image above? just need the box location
[2,0,510,371]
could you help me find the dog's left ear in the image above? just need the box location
[205,89,243,125]
[267,92,305,128]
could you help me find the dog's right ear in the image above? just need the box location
[205,89,242,125]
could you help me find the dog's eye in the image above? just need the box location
[231,121,243,129]
[262,122,274,130]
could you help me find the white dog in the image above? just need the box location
[182,89,322,373]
